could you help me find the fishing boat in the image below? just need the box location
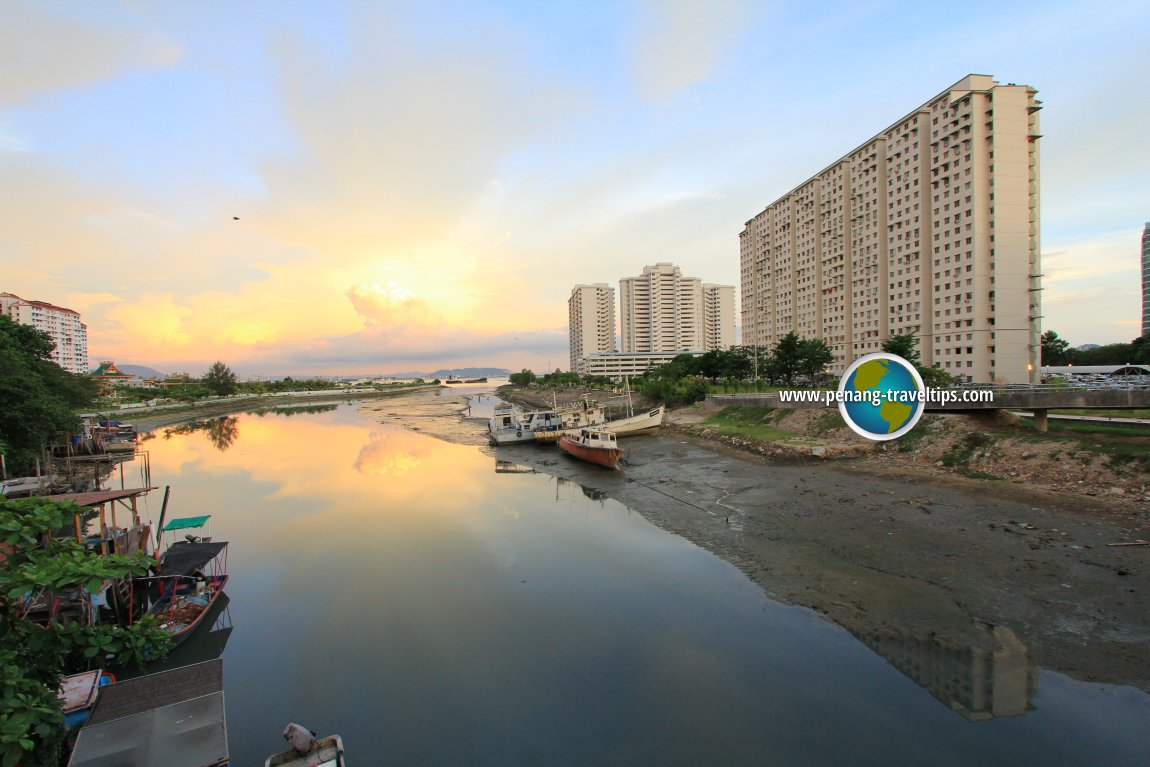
[603,403,665,436]
[488,406,567,445]
[266,728,346,767]
[141,533,229,646]
[558,428,623,470]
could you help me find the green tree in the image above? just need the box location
[0,316,98,474]
[1040,330,1073,366]
[0,498,172,766]
[881,331,922,366]
[202,361,238,396]
[772,332,803,386]
[509,369,537,386]
[918,365,956,389]
[797,338,835,384]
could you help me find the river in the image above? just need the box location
[132,398,1148,766]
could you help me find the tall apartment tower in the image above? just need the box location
[621,263,692,353]
[1142,222,1149,337]
[568,284,617,374]
[0,292,89,374]
[740,75,1042,384]
[702,284,736,350]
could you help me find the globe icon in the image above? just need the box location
[838,353,925,440]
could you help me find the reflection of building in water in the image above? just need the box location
[854,620,1035,721]
[495,460,536,474]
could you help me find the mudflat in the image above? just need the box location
[372,387,1149,693]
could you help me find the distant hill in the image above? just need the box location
[427,367,509,379]
[382,367,509,379]
[115,364,167,379]
[1075,344,1100,351]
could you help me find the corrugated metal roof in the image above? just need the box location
[39,488,155,507]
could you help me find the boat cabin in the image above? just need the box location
[577,429,617,447]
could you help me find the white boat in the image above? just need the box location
[491,398,610,446]
[604,403,665,435]
[489,406,567,445]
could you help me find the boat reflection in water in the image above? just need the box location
[126,593,234,678]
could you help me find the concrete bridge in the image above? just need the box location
[709,385,1150,432]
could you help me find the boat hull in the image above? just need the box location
[266,734,345,767]
[605,404,665,436]
[558,435,622,470]
[146,574,229,647]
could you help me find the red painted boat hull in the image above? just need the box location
[558,435,622,470]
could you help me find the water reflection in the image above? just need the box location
[163,417,240,452]
[494,459,535,474]
[124,594,233,678]
[850,620,1035,721]
[139,404,1150,767]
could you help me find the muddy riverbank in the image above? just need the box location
[359,387,1150,696]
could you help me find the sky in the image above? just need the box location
[1,0,1148,376]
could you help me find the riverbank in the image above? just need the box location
[361,386,1150,696]
[123,385,442,433]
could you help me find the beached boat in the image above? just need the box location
[489,406,567,445]
[266,729,346,767]
[143,538,229,646]
[558,428,623,470]
[604,403,665,436]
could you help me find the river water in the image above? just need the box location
[133,399,1148,766]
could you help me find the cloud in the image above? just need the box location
[0,2,181,107]
[1041,228,1141,344]
[346,281,432,327]
[629,0,757,100]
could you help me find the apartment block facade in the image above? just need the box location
[568,284,617,375]
[619,263,734,355]
[0,291,89,374]
[740,75,1042,383]
[702,283,735,350]
[1142,222,1149,337]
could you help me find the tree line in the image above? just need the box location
[509,331,955,408]
[1041,330,1150,367]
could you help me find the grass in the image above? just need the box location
[1014,419,1150,471]
[1049,408,1150,418]
[939,431,995,468]
[893,414,937,453]
[701,406,799,441]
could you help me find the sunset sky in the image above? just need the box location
[2,0,1147,376]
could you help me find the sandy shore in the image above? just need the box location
[360,387,1150,695]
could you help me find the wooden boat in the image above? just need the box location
[59,669,115,730]
[266,733,346,767]
[558,428,623,470]
[142,540,229,646]
[535,403,662,441]
[603,403,665,436]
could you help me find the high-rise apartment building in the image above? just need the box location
[619,263,733,355]
[702,284,735,350]
[568,284,617,374]
[0,292,89,374]
[1142,222,1149,337]
[740,75,1042,383]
